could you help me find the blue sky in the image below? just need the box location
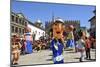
[11,0,95,28]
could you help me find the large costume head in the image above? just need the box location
[52,18,65,40]
[26,27,31,33]
[25,27,33,42]
[69,25,74,31]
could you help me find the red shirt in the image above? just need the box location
[85,39,91,48]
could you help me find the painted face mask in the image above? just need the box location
[52,21,64,39]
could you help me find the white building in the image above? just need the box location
[27,20,45,40]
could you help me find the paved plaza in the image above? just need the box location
[13,48,96,66]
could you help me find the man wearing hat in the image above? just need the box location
[50,18,65,64]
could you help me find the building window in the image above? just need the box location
[16,17,18,23]
[22,20,24,25]
[19,28,21,34]
[39,32,40,35]
[19,18,21,24]
[11,26,14,33]
[35,31,37,34]
[22,29,24,34]
[43,32,44,36]
[15,27,18,33]
[25,22,27,26]
[11,15,15,22]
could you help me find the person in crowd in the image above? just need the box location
[42,41,46,50]
[37,40,42,52]
[34,40,42,52]
[20,37,26,55]
[76,30,86,62]
[11,34,21,65]
[73,28,79,52]
[85,37,91,60]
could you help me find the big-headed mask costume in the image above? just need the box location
[24,27,33,54]
[50,18,65,64]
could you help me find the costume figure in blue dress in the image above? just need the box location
[50,18,65,64]
[51,39,64,64]
[25,28,33,54]
[66,25,75,48]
